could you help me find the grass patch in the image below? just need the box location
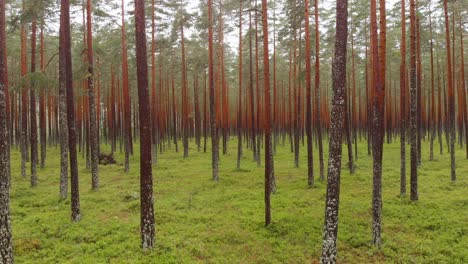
[9,138,468,263]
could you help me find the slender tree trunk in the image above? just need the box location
[249,5,256,162]
[458,14,467,159]
[208,0,219,181]
[370,0,386,246]
[0,0,14,260]
[194,76,201,152]
[171,72,178,153]
[39,25,46,169]
[181,23,189,158]
[237,1,243,170]
[61,0,81,221]
[261,0,272,227]
[134,0,155,249]
[122,0,132,173]
[321,0,348,261]
[400,0,407,196]
[87,0,99,190]
[443,0,456,181]
[305,0,314,187]
[437,56,443,155]
[20,15,27,178]
[416,16,422,166]
[255,0,261,166]
[409,0,418,200]
[429,7,435,161]
[30,16,39,187]
[203,73,207,153]
[314,0,324,181]
[150,0,158,164]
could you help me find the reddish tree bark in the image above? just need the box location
[134,0,155,248]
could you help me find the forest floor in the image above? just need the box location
[10,138,467,263]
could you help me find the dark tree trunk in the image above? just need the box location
[314,0,324,181]
[305,0,314,187]
[261,0,272,227]
[61,0,81,221]
[0,0,14,260]
[409,0,418,200]
[134,0,155,249]
[321,0,348,261]
[30,16,39,187]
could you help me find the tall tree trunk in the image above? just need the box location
[20,13,27,178]
[261,0,272,227]
[443,0,456,181]
[304,0,314,187]
[30,16,39,187]
[409,0,418,200]
[237,1,243,170]
[194,76,201,152]
[255,0,261,166]
[321,0,348,261]
[0,0,14,260]
[314,0,324,181]
[208,0,219,181]
[39,25,46,169]
[416,16,422,166]
[134,0,155,249]
[122,0,131,173]
[370,0,386,246]
[87,0,99,190]
[429,6,435,161]
[458,13,467,159]
[400,0,407,196]
[181,23,189,158]
[61,0,81,221]
[249,4,256,162]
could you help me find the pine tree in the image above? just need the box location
[321,0,348,261]
[0,0,14,260]
[135,0,155,249]
[60,0,81,221]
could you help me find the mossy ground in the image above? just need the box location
[9,138,467,263]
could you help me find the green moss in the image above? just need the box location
[9,139,468,263]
